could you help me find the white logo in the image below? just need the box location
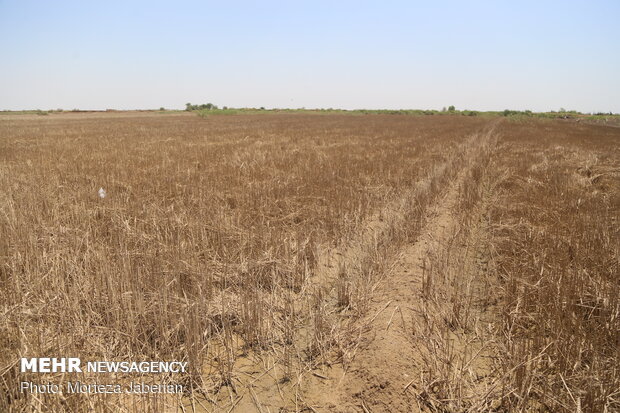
[21,358,82,373]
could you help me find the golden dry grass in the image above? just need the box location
[0,113,484,411]
[489,120,620,412]
[0,113,618,412]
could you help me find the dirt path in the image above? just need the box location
[301,129,499,412]
[302,168,469,412]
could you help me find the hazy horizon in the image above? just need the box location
[1,0,619,113]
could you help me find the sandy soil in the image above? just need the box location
[300,160,495,412]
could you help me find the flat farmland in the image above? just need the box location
[0,113,618,412]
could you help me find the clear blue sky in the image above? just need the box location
[1,0,619,112]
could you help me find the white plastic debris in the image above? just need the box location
[98,187,106,199]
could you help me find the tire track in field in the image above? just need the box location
[300,125,499,412]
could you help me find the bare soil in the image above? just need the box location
[300,137,499,412]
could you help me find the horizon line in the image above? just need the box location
[2,107,619,116]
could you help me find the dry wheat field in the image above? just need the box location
[0,112,618,412]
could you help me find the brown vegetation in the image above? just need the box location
[489,120,620,412]
[0,113,617,412]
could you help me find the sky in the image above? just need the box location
[1,0,619,112]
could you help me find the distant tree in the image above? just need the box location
[448,105,456,112]
[159,107,165,111]
[186,102,218,111]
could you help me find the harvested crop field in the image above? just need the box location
[1,113,619,412]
